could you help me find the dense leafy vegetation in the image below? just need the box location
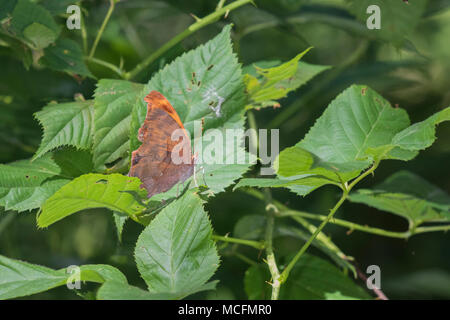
[0,0,449,300]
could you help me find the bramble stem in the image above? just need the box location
[279,162,379,283]
[85,56,125,78]
[89,0,117,58]
[125,0,253,80]
[247,110,259,151]
[279,191,348,283]
[216,0,228,11]
[283,210,411,238]
[264,189,281,300]
[212,234,264,249]
[415,225,450,234]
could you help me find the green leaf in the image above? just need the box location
[38,173,147,228]
[23,22,57,50]
[364,106,450,162]
[132,24,254,195]
[0,154,69,212]
[274,85,410,192]
[97,281,176,300]
[271,88,449,197]
[52,148,94,177]
[77,264,128,284]
[195,126,257,194]
[346,0,428,45]
[244,49,330,109]
[112,211,128,242]
[33,100,95,160]
[244,254,370,300]
[41,39,93,77]
[349,171,450,225]
[93,80,144,171]
[234,176,335,196]
[138,25,244,135]
[0,254,126,300]
[275,61,330,93]
[392,107,450,151]
[134,191,219,295]
[324,291,361,300]
[97,280,218,300]
[244,263,271,300]
[10,0,60,47]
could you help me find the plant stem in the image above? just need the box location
[264,189,281,300]
[85,56,125,78]
[247,110,280,298]
[212,234,264,249]
[347,161,379,191]
[89,0,116,58]
[415,225,450,234]
[279,190,348,283]
[80,7,88,54]
[244,188,450,239]
[216,0,228,11]
[283,210,411,238]
[289,215,353,260]
[125,0,253,80]
[278,162,379,283]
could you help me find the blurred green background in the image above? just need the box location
[0,0,449,299]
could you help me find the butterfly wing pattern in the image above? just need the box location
[128,91,194,198]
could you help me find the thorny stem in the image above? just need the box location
[279,190,348,283]
[125,0,254,80]
[279,162,380,283]
[212,234,264,250]
[248,102,281,299]
[85,56,125,78]
[283,211,411,238]
[89,0,117,58]
[264,189,281,300]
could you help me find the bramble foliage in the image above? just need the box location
[0,0,449,300]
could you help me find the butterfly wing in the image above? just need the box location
[128,91,194,198]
